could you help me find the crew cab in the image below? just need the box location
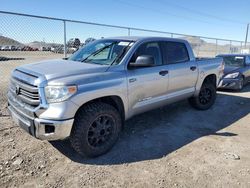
[8,37,224,157]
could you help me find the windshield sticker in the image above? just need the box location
[118,42,133,46]
[235,56,244,59]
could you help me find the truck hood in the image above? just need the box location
[224,66,242,75]
[20,59,108,81]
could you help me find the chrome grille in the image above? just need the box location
[10,70,40,107]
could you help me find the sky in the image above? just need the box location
[0,0,249,44]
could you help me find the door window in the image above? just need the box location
[162,42,189,64]
[130,42,162,66]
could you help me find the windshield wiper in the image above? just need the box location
[81,42,117,63]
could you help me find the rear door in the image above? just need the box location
[161,41,198,95]
[127,41,169,115]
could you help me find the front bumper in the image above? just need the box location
[8,104,74,140]
[218,78,242,90]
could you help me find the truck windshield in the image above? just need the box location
[222,56,245,67]
[69,39,134,65]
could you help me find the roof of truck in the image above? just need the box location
[105,36,188,43]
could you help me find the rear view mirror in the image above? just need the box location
[129,55,155,67]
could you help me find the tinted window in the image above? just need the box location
[246,56,250,65]
[130,42,162,66]
[163,42,189,64]
[221,56,245,67]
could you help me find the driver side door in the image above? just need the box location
[127,41,169,116]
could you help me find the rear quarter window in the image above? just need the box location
[162,42,190,64]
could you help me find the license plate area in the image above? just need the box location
[8,105,36,136]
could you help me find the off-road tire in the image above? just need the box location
[189,82,216,110]
[70,102,122,158]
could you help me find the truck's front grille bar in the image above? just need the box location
[10,77,40,107]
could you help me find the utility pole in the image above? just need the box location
[245,23,249,48]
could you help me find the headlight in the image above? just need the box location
[224,72,239,79]
[45,85,77,103]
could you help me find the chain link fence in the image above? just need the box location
[0,11,250,112]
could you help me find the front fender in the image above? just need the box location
[70,78,128,119]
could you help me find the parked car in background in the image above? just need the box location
[217,54,250,90]
[67,47,78,54]
[40,46,51,51]
[3,46,11,51]
[0,45,20,51]
[10,45,17,51]
[21,46,30,51]
[16,46,22,51]
[8,37,224,157]
[51,45,64,53]
[21,46,38,51]
[51,45,68,54]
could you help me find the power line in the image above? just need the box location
[157,0,247,25]
[114,0,246,26]
[114,0,217,25]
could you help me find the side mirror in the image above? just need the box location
[129,55,155,67]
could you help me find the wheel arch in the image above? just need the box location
[74,95,126,123]
[194,73,217,96]
[203,74,217,87]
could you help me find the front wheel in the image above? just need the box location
[70,102,122,158]
[189,82,217,110]
[237,76,244,91]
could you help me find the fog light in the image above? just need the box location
[45,125,55,134]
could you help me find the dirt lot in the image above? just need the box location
[0,51,63,110]
[0,84,250,187]
[0,51,250,187]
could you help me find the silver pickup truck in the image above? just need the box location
[8,37,224,157]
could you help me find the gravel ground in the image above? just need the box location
[0,51,63,111]
[0,85,250,188]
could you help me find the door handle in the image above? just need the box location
[129,78,137,83]
[190,66,197,71]
[159,70,169,76]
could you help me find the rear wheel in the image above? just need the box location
[70,102,122,158]
[189,82,216,110]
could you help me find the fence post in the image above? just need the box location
[63,20,67,58]
[128,28,131,36]
[215,39,218,56]
[240,42,243,53]
[229,40,232,53]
